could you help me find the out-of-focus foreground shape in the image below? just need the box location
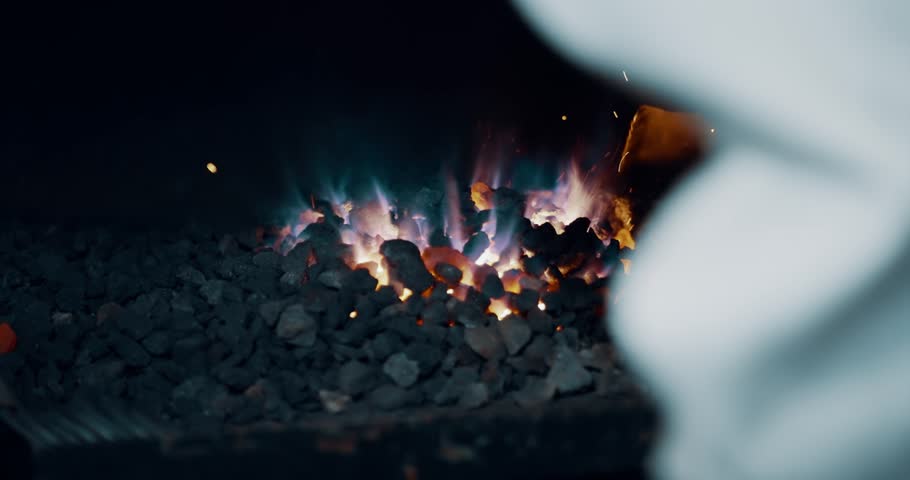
[513,1,910,479]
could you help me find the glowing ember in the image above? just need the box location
[446,288,455,295]
[349,311,358,319]
[399,288,414,302]
[475,246,499,267]
[561,115,567,121]
[489,298,512,320]
[206,162,218,174]
[470,182,495,211]
[537,301,546,311]
[614,228,636,250]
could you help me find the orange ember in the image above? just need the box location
[0,323,16,354]
[470,182,495,211]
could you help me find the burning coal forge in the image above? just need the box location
[266,161,635,312]
[0,161,646,454]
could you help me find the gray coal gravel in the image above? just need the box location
[0,198,638,429]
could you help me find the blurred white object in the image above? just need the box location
[513,1,910,479]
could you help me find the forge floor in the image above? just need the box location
[23,395,655,480]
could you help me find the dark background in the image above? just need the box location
[0,1,640,230]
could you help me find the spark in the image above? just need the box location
[561,115,567,121]
[206,162,218,174]
[555,324,564,332]
[349,311,358,319]
[710,128,716,133]
[446,288,455,295]
[622,70,629,82]
[399,288,414,301]
[537,301,546,311]
[416,318,424,326]
[613,111,619,119]
[618,152,630,173]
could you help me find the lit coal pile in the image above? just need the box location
[0,169,643,436]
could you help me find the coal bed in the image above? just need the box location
[1,181,654,480]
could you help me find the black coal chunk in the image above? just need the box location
[215,366,257,390]
[337,360,377,396]
[511,376,556,407]
[462,232,490,261]
[497,315,532,355]
[369,331,404,361]
[431,366,479,405]
[403,342,444,375]
[521,222,558,258]
[458,382,489,409]
[434,262,463,286]
[464,325,506,360]
[514,289,539,313]
[546,345,593,394]
[480,273,505,299]
[345,268,378,293]
[281,242,312,275]
[141,331,172,356]
[428,228,451,248]
[379,239,434,293]
[252,251,281,269]
[382,352,420,387]
[111,333,151,367]
[275,304,319,347]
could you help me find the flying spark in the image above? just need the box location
[206,162,218,174]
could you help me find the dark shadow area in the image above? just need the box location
[0,0,637,230]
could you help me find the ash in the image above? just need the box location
[0,189,641,430]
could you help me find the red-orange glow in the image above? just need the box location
[470,181,495,211]
[500,269,525,294]
[488,298,512,321]
[416,318,424,327]
[555,325,564,332]
[0,322,17,353]
[422,246,475,285]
